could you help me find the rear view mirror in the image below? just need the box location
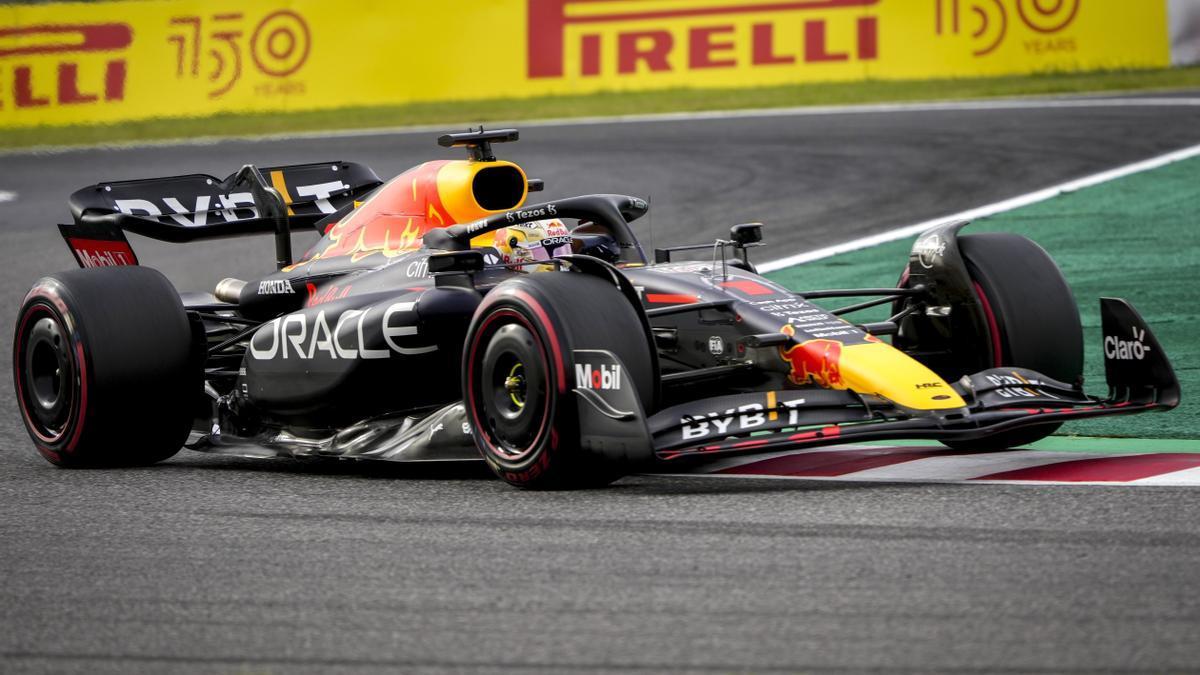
[730,222,764,247]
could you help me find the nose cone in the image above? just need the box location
[781,338,966,412]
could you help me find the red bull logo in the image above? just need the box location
[780,337,844,388]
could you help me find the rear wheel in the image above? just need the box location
[13,267,200,467]
[463,272,654,489]
[897,233,1083,450]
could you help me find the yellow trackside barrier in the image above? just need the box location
[0,0,1171,128]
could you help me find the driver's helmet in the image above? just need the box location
[493,219,572,270]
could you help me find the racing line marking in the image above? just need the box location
[757,140,1200,272]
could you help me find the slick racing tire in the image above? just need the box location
[13,266,200,467]
[945,233,1084,450]
[463,271,655,489]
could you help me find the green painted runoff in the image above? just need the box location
[767,156,1200,441]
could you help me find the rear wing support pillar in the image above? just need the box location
[231,165,292,270]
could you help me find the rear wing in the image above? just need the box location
[59,161,382,270]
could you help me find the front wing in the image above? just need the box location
[650,377,1168,462]
[575,298,1180,465]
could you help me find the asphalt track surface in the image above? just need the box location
[3,94,1200,673]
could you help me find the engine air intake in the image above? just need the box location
[472,165,527,212]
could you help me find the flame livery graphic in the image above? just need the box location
[289,154,529,270]
[293,161,457,267]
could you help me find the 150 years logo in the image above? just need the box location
[935,0,1081,57]
[0,6,311,115]
[168,9,311,99]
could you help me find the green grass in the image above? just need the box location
[765,155,1200,441]
[4,66,1200,150]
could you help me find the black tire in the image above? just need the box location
[943,233,1083,450]
[13,266,199,467]
[462,272,654,489]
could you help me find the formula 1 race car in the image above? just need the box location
[13,129,1180,488]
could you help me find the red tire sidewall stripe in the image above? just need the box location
[14,305,61,444]
[14,298,88,459]
[509,289,567,394]
[465,307,553,465]
[69,340,89,452]
[973,281,1004,368]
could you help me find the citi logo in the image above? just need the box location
[1105,328,1151,361]
[575,363,622,390]
[406,259,429,278]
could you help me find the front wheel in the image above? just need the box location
[952,233,1082,449]
[462,271,655,489]
[896,233,1083,450]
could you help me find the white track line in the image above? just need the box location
[832,450,1109,481]
[665,446,1200,486]
[758,140,1200,272]
[662,472,1200,487]
[7,94,1200,156]
[665,445,1200,486]
[1133,466,1200,485]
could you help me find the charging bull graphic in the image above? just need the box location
[780,327,845,388]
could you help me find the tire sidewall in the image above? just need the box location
[959,233,1083,385]
[13,280,90,465]
[463,272,655,488]
[951,233,1082,448]
[12,267,197,468]
[464,285,577,485]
